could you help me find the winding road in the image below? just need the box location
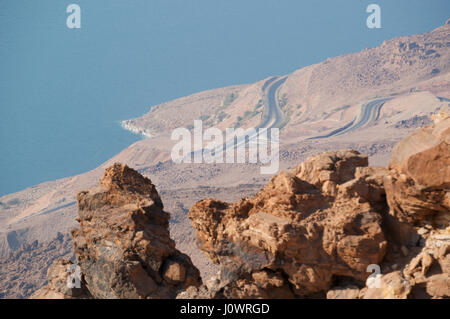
[186,76,287,160]
[216,76,287,154]
[185,77,395,162]
[259,76,288,129]
[308,97,391,139]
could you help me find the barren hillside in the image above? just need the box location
[0,20,449,298]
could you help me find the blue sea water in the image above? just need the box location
[0,0,449,196]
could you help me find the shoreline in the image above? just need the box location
[120,120,154,138]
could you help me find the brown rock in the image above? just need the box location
[362,271,411,299]
[178,269,295,299]
[291,150,368,188]
[327,286,360,299]
[384,112,450,245]
[31,114,450,299]
[30,259,90,299]
[425,274,450,298]
[403,231,450,298]
[188,150,387,298]
[34,164,202,299]
[163,261,186,284]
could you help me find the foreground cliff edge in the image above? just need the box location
[31,164,201,299]
[32,111,449,299]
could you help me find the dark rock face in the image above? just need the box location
[33,164,201,299]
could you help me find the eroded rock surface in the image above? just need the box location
[182,112,449,299]
[30,259,90,299]
[33,164,201,299]
[184,150,388,298]
[33,112,449,299]
[384,110,450,245]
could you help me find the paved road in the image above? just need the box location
[219,76,287,153]
[186,76,288,160]
[308,97,391,139]
[259,76,288,129]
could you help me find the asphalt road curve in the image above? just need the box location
[259,76,288,129]
[308,97,392,139]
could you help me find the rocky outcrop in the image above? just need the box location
[183,150,388,298]
[182,112,449,299]
[384,110,450,245]
[362,110,450,299]
[337,112,450,299]
[357,229,449,299]
[402,231,449,298]
[32,164,201,299]
[32,112,449,299]
[30,259,91,299]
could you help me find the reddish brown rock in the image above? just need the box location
[186,150,387,298]
[33,164,202,299]
[291,149,369,189]
[32,112,450,300]
[326,286,360,299]
[402,231,450,298]
[360,230,450,299]
[383,111,450,245]
[30,259,90,299]
[361,271,411,299]
[177,269,295,299]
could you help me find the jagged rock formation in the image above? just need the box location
[2,21,449,299]
[180,113,449,299]
[32,113,449,299]
[359,110,450,299]
[360,231,449,299]
[181,150,388,298]
[384,110,450,245]
[29,259,91,299]
[32,164,201,299]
